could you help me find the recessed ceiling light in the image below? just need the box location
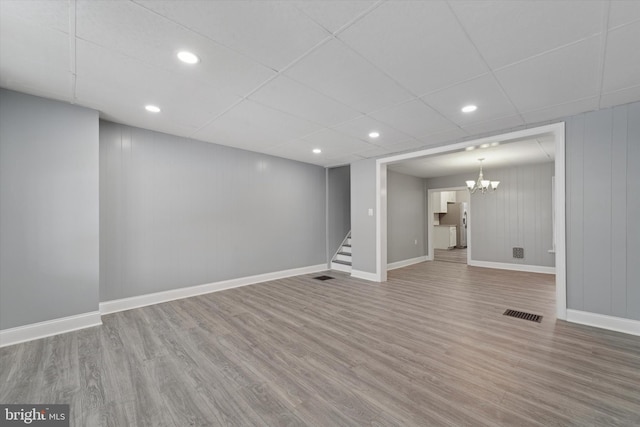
[480,143,491,148]
[177,51,199,64]
[491,142,500,146]
[461,105,477,113]
[145,105,161,113]
[312,148,322,154]
[369,131,380,138]
[465,146,475,151]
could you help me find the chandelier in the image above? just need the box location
[466,158,499,194]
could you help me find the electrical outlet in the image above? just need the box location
[414,239,418,245]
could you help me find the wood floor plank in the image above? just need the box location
[1,261,639,426]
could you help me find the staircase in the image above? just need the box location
[331,232,352,273]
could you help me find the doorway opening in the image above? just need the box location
[376,122,566,319]
[429,187,469,264]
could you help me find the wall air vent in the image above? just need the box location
[513,247,524,258]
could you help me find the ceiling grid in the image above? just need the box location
[1,0,638,167]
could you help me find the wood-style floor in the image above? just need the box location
[2,261,639,426]
[434,248,468,264]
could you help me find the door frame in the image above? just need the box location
[427,187,469,263]
[375,122,567,320]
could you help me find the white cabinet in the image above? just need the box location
[434,226,457,249]
[433,191,457,213]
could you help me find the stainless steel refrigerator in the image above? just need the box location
[440,202,468,248]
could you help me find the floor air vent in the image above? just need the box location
[313,275,335,281]
[503,309,543,323]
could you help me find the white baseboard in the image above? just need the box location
[566,309,640,336]
[0,311,102,348]
[387,255,428,271]
[468,260,555,274]
[330,262,351,273]
[351,269,381,282]
[100,264,327,315]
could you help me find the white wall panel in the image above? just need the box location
[566,102,640,321]
[99,121,326,301]
[0,89,99,329]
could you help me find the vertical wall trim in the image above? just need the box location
[325,168,330,266]
[555,122,567,320]
[581,116,586,312]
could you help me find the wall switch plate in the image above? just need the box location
[414,239,418,245]
[368,208,374,216]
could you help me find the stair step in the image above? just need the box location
[333,259,352,266]
[335,253,351,262]
[337,251,351,256]
[342,244,351,248]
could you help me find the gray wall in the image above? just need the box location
[350,159,377,273]
[387,170,427,264]
[100,121,326,301]
[426,162,555,268]
[566,102,640,321]
[327,165,350,261]
[0,89,99,329]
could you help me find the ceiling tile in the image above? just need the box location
[599,84,640,109]
[299,128,375,155]
[75,41,241,131]
[264,131,373,167]
[191,100,323,152]
[461,115,525,137]
[368,99,456,139]
[0,0,68,34]
[608,1,640,29]
[602,22,640,93]
[357,145,401,159]
[135,0,330,71]
[325,154,366,167]
[358,139,428,160]
[520,97,599,123]
[249,75,361,126]
[332,115,414,147]
[494,37,601,112]
[0,12,71,101]
[98,105,201,139]
[338,1,488,95]
[421,74,520,126]
[451,0,603,70]
[418,128,469,147]
[76,0,275,97]
[284,39,413,113]
[293,1,377,33]
[261,144,334,166]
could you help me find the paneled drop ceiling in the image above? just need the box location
[1,0,639,167]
